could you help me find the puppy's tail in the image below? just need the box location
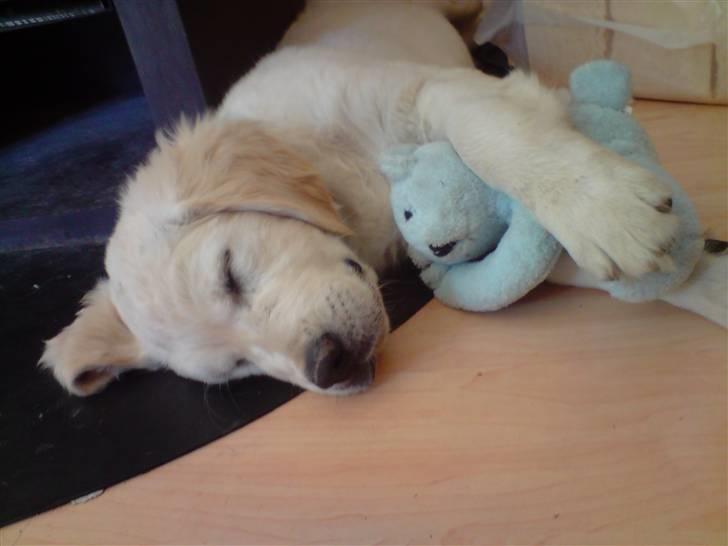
[660,240,728,328]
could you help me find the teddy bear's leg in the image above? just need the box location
[411,68,678,282]
[432,203,562,312]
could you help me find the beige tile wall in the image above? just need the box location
[518,0,727,104]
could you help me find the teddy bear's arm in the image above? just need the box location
[406,245,449,290]
[434,203,562,312]
[420,262,449,290]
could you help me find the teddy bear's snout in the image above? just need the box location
[429,241,458,257]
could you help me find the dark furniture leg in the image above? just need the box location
[115,0,305,128]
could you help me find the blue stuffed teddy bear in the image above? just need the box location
[380,141,562,311]
[380,60,703,312]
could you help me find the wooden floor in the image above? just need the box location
[2,100,726,545]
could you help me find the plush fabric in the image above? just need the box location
[381,60,703,311]
[381,142,561,311]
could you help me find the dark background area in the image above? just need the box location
[1,6,142,148]
[0,0,305,248]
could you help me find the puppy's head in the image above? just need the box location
[41,118,389,396]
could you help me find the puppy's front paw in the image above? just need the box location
[551,154,679,280]
[420,263,449,290]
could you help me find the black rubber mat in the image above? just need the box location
[0,96,154,252]
[0,243,431,526]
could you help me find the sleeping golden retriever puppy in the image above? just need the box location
[43,119,388,395]
[41,1,721,397]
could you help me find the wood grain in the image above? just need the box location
[2,100,726,545]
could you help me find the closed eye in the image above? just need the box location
[223,249,243,301]
[344,258,364,276]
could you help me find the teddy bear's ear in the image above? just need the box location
[379,145,419,184]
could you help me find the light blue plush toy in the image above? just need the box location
[380,60,703,311]
[381,141,562,311]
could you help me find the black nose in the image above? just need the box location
[305,333,355,389]
[429,241,457,257]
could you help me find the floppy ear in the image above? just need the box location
[378,145,419,184]
[40,280,143,396]
[169,118,352,236]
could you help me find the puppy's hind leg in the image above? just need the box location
[548,242,728,328]
[660,241,728,328]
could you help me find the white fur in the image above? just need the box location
[41,1,722,397]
